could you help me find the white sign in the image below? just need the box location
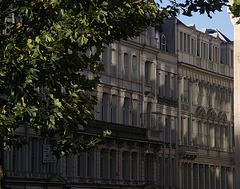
[43,144,57,163]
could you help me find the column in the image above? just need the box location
[191,163,194,189]
[205,165,210,189]
[213,166,216,189]
[178,75,182,145]
[195,164,199,189]
[203,164,206,189]
[231,6,240,187]
[119,89,125,125]
[179,162,183,189]
[189,79,193,145]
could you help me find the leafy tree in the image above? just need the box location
[230,0,240,23]
[0,0,231,187]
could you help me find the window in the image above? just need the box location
[111,49,117,75]
[102,47,108,73]
[110,150,117,179]
[197,39,200,56]
[158,157,164,186]
[123,53,129,79]
[12,147,17,174]
[165,74,169,97]
[132,55,138,81]
[165,117,169,143]
[187,35,190,53]
[31,138,39,174]
[191,38,195,55]
[145,61,151,84]
[210,124,215,148]
[131,152,138,180]
[156,30,160,49]
[215,125,220,148]
[111,95,117,123]
[123,97,130,125]
[146,102,152,128]
[225,127,229,150]
[78,151,86,177]
[145,154,154,183]
[100,149,109,179]
[192,121,198,145]
[170,75,175,98]
[183,78,189,102]
[214,47,218,62]
[209,43,212,60]
[184,33,187,52]
[204,123,208,146]
[198,122,204,146]
[87,150,94,178]
[203,43,206,59]
[180,32,183,51]
[161,34,166,51]
[132,100,138,126]
[231,50,233,67]
[102,93,109,121]
[182,117,188,145]
[122,151,130,180]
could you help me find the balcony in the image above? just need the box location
[84,121,163,143]
[179,145,198,160]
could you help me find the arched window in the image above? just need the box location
[161,34,166,51]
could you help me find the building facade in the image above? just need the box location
[4,18,234,189]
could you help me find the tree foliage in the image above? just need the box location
[230,0,240,23]
[0,0,230,157]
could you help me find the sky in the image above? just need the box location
[177,6,234,41]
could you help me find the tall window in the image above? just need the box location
[146,102,152,128]
[111,49,117,75]
[204,123,208,146]
[182,117,188,145]
[122,151,130,180]
[132,100,138,126]
[165,117,169,143]
[132,55,138,81]
[123,97,130,125]
[31,138,39,174]
[180,32,183,51]
[170,75,175,98]
[111,95,117,123]
[210,124,215,148]
[209,43,212,60]
[183,78,189,102]
[145,154,154,183]
[156,31,160,49]
[161,35,166,51]
[102,93,109,121]
[145,61,151,84]
[131,152,138,180]
[123,53,129,79]
[78,151,86,177]
[100,149,109,179]
[215,125,220,148]
[110,150,117,179]
[191,38,195,55]
[87,150,94,178]
[197,39,200,56]
[102,47,108,73]
[165,74,169,97]
[187,35,190,53]
[184,33,187,52]
[192,121,198,145]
